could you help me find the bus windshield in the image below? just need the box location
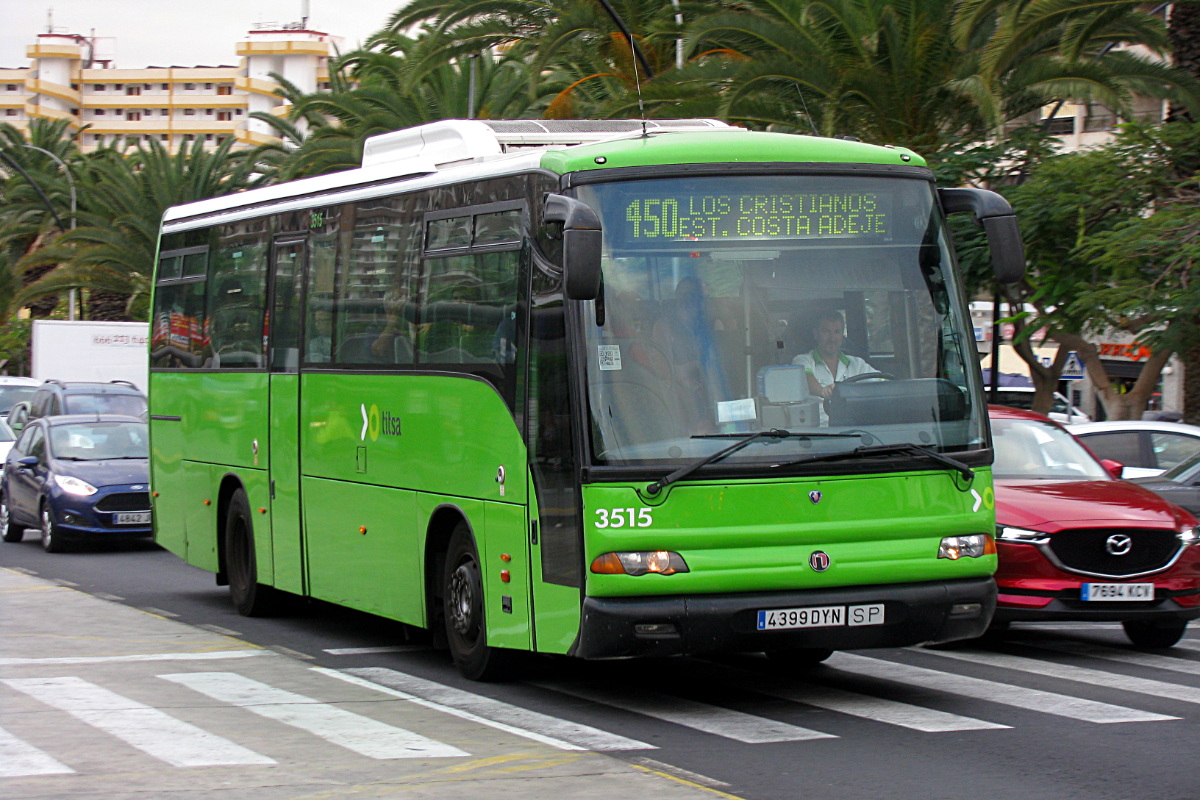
[576,173,986,469]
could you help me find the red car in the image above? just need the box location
[990,405,1200,647]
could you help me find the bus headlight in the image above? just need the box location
[995,525,1045,542]
[590,551,689,576]
[938,534,996,560]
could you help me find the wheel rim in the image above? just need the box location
[41,508,53,546]
[0,498,9,531]
[448,558,481,643]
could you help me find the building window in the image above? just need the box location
[93,84,105,91]
[161,83,169,90]
[161,108,168,115]
[6,84,17,91]
[205,133,214,141]
[94,109,105,116]
[126,111,141,121]
[114,108,123,115]
[115,83,123,90]
[184,82,195,90]
[217,110,232,121]
[5,109,17,117]
[161,134,169,141]
[235,109,243,115]
[217,85,232,95]
[184,108,195,115]
[205,108,213,115]
[126,86,141,96]
[143,83,151,90]
[204,83,213,90]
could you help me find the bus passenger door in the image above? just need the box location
[267,237,306,594]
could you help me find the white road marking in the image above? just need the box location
[323,646,428,655]
[0,650,265,667]
[0,725,74,777]
[1030,640,1200,676]
[829,653,1175,724]
[739,677,1008,732]
[2,677,274,767]
[160,672,466,759]
[532,681,835,743]
[924,647,1200,707]
[341,667,653,751]
[196,624,242,637]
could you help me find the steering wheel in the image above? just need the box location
[824,372,897,415]
[839,371,896,384]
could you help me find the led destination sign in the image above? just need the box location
[622,191,890,242]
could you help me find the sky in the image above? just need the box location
[1,1,410,69]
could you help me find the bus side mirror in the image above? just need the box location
[544,194,603,300]
[939,187,1026,285]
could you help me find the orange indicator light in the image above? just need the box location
[500,553,511,562]
[359,526,367,535]
[500,570,511,583]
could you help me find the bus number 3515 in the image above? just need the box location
[595,508,654,528]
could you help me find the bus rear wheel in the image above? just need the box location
[225,489,276,617]
[444,523,516,681]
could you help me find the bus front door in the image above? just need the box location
[267,237,307,594]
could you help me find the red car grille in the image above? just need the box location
[1047,528,1180,578]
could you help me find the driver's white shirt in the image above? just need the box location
[791,349,875,389]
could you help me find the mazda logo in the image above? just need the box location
[1105,534,1133,556]
[809,551,831,572]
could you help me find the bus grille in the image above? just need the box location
[96,493,151,513]
[1047,528,1180,577]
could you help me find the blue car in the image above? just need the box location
[0,415,151,552]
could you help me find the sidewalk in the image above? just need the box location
[0,567,733,800]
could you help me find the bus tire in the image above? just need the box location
[444,523,516,681]
[764,648,833,669]
[225,489,276,617]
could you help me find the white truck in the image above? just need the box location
[31,320,150,392]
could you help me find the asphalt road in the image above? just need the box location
[4,536,1199,800]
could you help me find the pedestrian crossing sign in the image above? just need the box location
[1061,351,1085,380]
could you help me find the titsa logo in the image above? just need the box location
[360,403,401,442]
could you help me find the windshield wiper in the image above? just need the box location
[646,428,791,496]
[774,442,974,481]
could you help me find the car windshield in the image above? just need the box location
[0,385,37,414]
[575,174,986,469]
[991,416,1108,481]
[49,421,149,461]
[63,393,147,417]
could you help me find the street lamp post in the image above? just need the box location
[20,145,78,321]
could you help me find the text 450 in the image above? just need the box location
[595,508,653,528]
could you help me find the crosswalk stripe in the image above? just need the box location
[922,647,1200,708]
[531,681,835,743]
[343,667,655,751]
[1029,641,1200,676]
[0,725,74,777]
[159,672,466,759]
[0,650,265,667]
[714,671,1008,732]
[2,677,275,767]
[828,653,1175,724]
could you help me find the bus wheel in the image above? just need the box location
[444,523,515,681]
[1123,620,1186,649]
[764,648,833,669]
[226,489,276,617]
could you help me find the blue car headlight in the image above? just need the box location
[54,475,98,496]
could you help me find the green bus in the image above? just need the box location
[149,119,1023,679]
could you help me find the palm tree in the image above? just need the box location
[252,32,556,179]
[684,0,1199,151]
[14,137,272,320]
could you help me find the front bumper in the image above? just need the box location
[994,589,1200,623]
[570,577,997,659]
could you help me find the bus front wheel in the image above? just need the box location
[225,489,276,617]
[444,523,516,681]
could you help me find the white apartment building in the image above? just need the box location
[0,25,335,151]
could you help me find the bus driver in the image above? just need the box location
[792,309,876,402]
